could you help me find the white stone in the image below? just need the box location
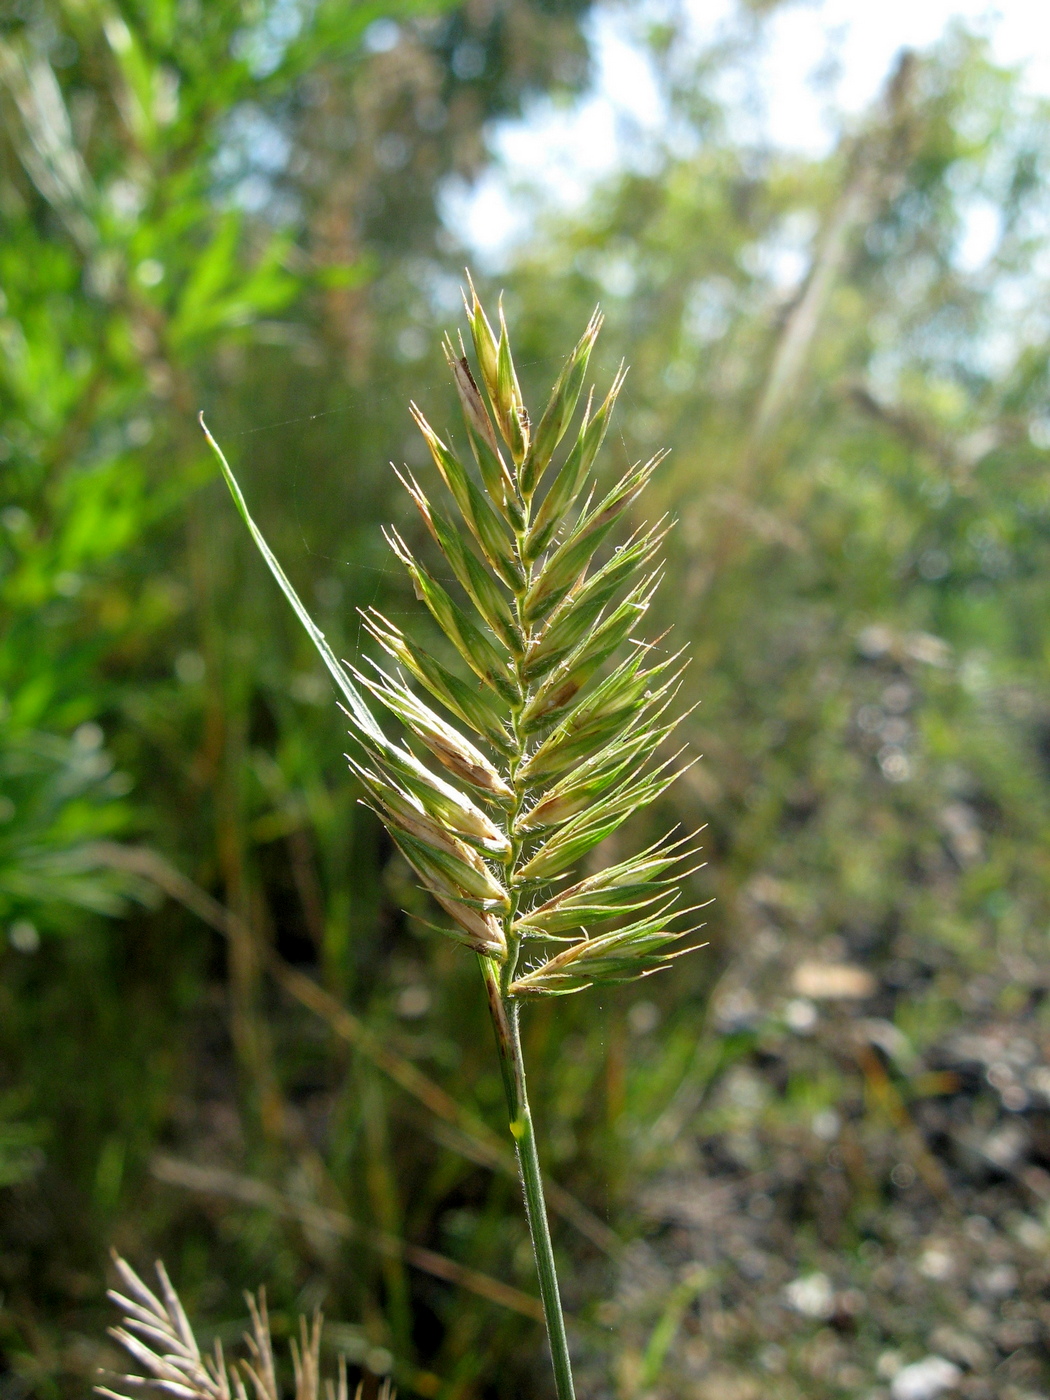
[783,1272,834,1319]
[890,1356,962,1400]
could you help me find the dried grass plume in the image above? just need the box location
[98,1253,390,1400]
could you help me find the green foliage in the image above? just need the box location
[0,1092,45,1189]
[0,721,145,927]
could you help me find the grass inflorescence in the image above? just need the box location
[203,277,703,1398]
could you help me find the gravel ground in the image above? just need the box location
[578,957,1050,1400]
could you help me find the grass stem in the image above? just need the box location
[484,972,576,1400]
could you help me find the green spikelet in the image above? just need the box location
[203,280,704,1400]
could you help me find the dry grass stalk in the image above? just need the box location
[98,1253,390,1400]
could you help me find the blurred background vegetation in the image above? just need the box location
[4,1,1050,1397]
